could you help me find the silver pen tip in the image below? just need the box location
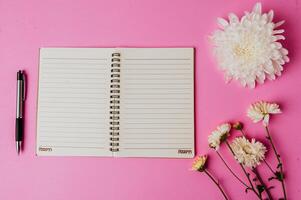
[16,141,21,155]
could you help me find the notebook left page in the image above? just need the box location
[37,48,113,156]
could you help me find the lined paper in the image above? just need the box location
[118,48,194,158]
[36,47,194,158]
[37,48,113,156]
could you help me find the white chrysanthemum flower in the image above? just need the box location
[247,101,281,126]
[208,123,231,150]
[211,2,289,88]
[191,155,207,172]
[231,137,266,168]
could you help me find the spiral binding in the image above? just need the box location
[110,52,121,152]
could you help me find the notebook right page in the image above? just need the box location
[118,48,194,158]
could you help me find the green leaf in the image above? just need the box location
[277,163,282,168]
[256,185,265,195]
[275,171,284,181]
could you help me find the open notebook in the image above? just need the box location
[36,48,194,158]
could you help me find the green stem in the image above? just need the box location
[204,169,229,200]
[216,151,249,188]
[265,126,287,200]
[240,130,247,137]
[263,159,276,174]
[225,140,262,200]
[252,168,274,200]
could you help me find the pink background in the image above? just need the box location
[0,0,300,199]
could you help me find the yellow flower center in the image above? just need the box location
[232,32,262,64]
[233,43,254,61]
[243,145,253,155]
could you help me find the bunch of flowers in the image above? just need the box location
[192,101,286,200]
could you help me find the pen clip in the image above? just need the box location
[22,72,26,101]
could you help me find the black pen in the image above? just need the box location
[16,70,26,154]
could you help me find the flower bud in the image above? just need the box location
[233,122,243,130]
[191,155,207,172]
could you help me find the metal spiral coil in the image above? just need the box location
[109,52,121,152]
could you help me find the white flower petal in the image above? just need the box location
[248,80,256,88]
[273,29,285,34]
[208,123,231,150]
[281,48,289,55]
[247,101,281,125]
[256,72,265,84]
[283,56,290,62]
[267,10,274,22]
[211,3,289,88]
[275,20,285,28]
[229,13,239,24]
[248,110,264,123]
[267,103,281,114]
[267,74,276,80]
[275,35,285,40]
[253,3,262,14]
[217,18,229,29]
[263,61,275,74]
[263,115,270,126]
[231,137,266,168]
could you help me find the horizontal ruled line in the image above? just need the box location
[41,72,107,75]
[42,57,107,60]
[125,112,191,114]
[123,73,191,75]
[123,77,192,80]
[39,146,104,149]
[121,147,191,150]
[40,88,106,91]
[42,63,107,66]
[125,83,191,85]
[39,110,106,113]
[124,128,192,130]
[126,92,191,95]
[123,142,192,145]
[124,87,191,90]
[124,107,190,110]
[40,135,106,138]
[123,68,190,71]
[124,58,191,60]
[39,96,109,100]
[40,125,106,129]
[124,63,190,65]
[123,137,191,140]
[40,101,106,105]
[125,122,192,124]
[38,116,106,120]
[39,120,105,124]
[40,77,104,80]
[38,131,107,134]
[40,140,104,144]
[41,81,106,85]
[42,66,107,69]
[123,97,190,100]
[42,68,107,71]
[124,117,190,119]
[124,103,190,105]
[124,132,191,135]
